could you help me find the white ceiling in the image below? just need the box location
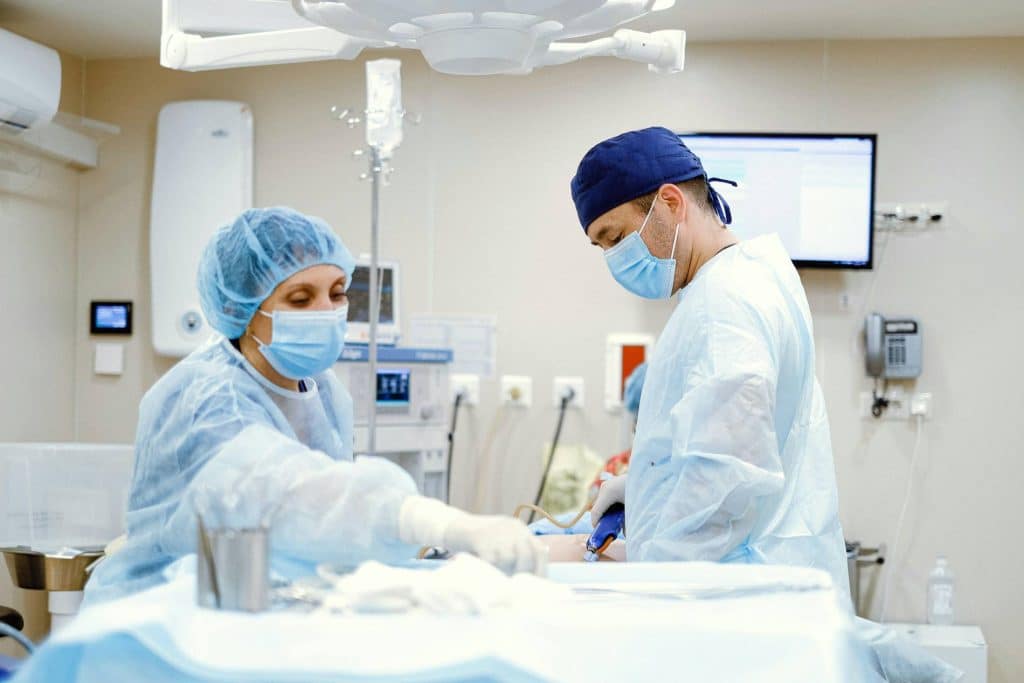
[2,0,1023,60]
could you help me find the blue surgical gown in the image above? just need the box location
[85,338,418,605]
[627,234,850,602]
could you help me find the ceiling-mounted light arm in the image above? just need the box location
[161,27,383,72]
[160,0,389,72]
[539,36,620,66]
[170,0,315,33]
[539,29,685,74]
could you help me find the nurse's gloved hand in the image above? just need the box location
[398,496,545,575]
[442,515,544,575]
[591,474,627,528]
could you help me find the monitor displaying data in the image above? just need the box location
[678,133,876,268]
[348,264,396,324]
[344,259,401,346]
[376,368,411,406]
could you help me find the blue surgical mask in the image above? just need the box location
[251,305,349,380]
[604,195,680,300]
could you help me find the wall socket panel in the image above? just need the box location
[450,374,480,406]
[875,201,949,228]
[910,392,932,418]
[860,389,932,420]
[501,375,533,407]
[552,376,585,408]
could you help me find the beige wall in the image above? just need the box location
[0,152,78,655]
[0,48,85,657]
[9,37,1016,679]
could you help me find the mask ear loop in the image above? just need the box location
[250,309,274,347]
[639,192,680,260]
[668,221,680,260]
[637,193,659,237]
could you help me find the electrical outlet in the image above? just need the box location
[860,387,911,420]
[552,376,585,408]
[875,201,949,230]
[451,374,480,406]
[501,375,533,407]
[911,392,932,418]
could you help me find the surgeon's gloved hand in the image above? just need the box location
[591,474,627,528]
[399,496,545,575]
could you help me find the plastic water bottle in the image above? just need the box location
[927,555,955,625]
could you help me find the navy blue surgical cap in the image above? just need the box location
[570,126,736,232]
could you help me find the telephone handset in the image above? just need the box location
[865,313,886,378]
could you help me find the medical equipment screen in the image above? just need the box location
[678,133,876,269]
[377,368,411,406]
[90,301,133,334]
[348,266,395,323]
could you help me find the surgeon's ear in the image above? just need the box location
[659,183,686,221]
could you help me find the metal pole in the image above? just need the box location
[367,146,382,457]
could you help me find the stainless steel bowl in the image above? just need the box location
[1,547,105,591]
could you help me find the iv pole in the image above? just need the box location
[367,144,382,456]
[333,59,408,458]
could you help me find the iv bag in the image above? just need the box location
[365,59,403,159]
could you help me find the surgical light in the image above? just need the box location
[161,0,684,76]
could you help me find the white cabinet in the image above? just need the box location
[888,624,987,683]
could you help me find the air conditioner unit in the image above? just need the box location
[0,28,61,135]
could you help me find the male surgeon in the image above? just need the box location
[572,127,961,683]
[575,127,850,598]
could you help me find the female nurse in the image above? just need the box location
[85,207,541,603]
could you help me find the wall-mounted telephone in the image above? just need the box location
[864,313,923,418]
[865,313,923,380]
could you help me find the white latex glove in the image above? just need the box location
[399,496,545,575]
[591,474,627,528]
[442,515,545,575]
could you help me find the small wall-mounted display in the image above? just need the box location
[90,301,133,335]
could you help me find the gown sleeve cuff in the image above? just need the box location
[397,495,465,547]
